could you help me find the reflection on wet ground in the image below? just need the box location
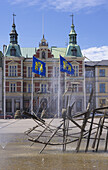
[0,119,108,170]
[0,135,108,170]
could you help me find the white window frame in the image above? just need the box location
[99,69,105,77]
[28,84,32,93]
[27,66,32,77]
[10,83,16,92]
[70,64,79,77]
[54,67,59,77]
[73,65,79,77]
[72,84,78,92]
[9,65,17,77]
[86,70,94,78]
[41,84,47,93]
[86,83,93,93]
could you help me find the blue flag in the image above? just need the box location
[60,55,74,74]
[32,56,46,76]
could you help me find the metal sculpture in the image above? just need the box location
[24,89,108,153]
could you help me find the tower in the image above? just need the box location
[66,14,82,57]
[10,14,18,44]
[64,14,85,112]
[3,14,23,116]
[5,14,22,57]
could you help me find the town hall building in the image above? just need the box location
[3,15,85,116]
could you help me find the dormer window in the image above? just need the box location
[10,47,16,56]
[42,51,46,59]
[71,47,77,56]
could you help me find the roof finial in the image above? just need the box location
[13,13,16,25]
[70,13,74,25]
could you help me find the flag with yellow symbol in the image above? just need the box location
[32,56,46,76]
[60,55,74,74]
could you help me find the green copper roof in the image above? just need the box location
[66,44,82,57]
[5,43,22,57]
[51,47,66,58]
[65,15,82,57]
[20,46,82,58]
[20,47,66,59]
[21,47,36,58]
[5,15,22,57]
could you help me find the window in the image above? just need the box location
[99,99,106,107]
[86,83,93,93]
[9,65,17,76]
[24,100,30,111]
[10,47,16,56]
[40,98,47,109]
[99,83,105,93]
[28,84,32,93]
[99,69,105,77]
[71,47,77,56]
[85,70,94,78]
[42,51,46,59]
[54,67,59,77]
[42,42,45,46]
[72,84,78,92]
[10,83,16,92]
[6,99,12,112]
[15,100,20,110]
[76,100,82,112]
[41,84,47,93]
[55,84,58,93]
[73,65,79,77]
[28,67,32,77]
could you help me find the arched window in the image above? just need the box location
[40,98,47,109]
[42,51,46,59]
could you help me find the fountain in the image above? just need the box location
[24,88,108,153]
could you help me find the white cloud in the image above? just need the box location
[9,0,108,11]
[10,0,27,4]
[82,46,108,61]
[48,0,106,11]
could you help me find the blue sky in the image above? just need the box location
[0,0,108,60]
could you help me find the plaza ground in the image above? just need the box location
[0,119,108,170]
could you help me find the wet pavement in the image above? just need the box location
[0,119,108,170]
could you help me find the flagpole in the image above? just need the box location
[83,57,86,110]
[31,72,34,115]
[58,57,61,118]
[32,55,46,115]
[4,56,6,119]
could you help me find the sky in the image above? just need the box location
[0,0,108,61]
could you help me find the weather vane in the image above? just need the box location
[13,13,16,24]
[70,14,74,25]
